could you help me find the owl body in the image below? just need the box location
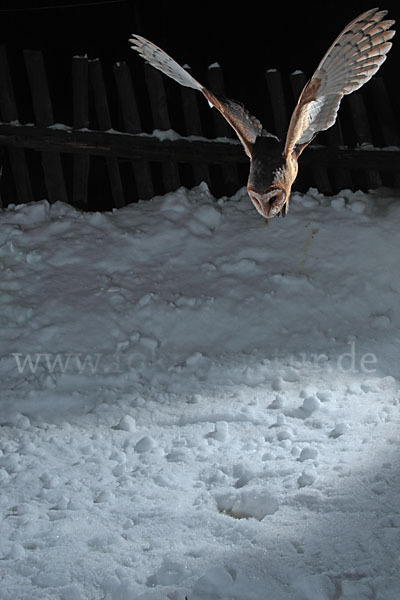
[248,136,284,191]
[130,9,395,219]
[247,136,291,217]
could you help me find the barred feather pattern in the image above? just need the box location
[285,8,395,151]
[315,8,395,96]
[129,35,202,91]
[130,34,270,157]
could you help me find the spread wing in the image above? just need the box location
[129,34,267,157]
[284,8,395,156]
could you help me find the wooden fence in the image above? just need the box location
[0,46,399,210]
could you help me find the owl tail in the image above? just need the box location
[129,35,203,92]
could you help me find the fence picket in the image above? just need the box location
[144,63,180,193]
[24,49,68,205]
[325,119,353,192]
[89,58,125,208]
[72,56,90,208]
[180,66,211,188]
[113,61,154,199]
[369,77,400,187]
[0,46,33,205]
[207,63,241,194]
[368,78,399,147]
[0,46,19,122]
[347,91,382,188]
[265,69,289,141]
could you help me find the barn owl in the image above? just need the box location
[130,9,395,218]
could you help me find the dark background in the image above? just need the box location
[0,1,399,208]
[1,0,399,126]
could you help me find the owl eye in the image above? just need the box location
[267,190,286,217]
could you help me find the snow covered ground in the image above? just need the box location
[0,183,399,600]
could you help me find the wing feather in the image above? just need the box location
[200,89,273,156]
[284,8,395,155]
[130,34,265,157]
[129,35,202,91]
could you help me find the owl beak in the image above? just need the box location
[248,189,287,219]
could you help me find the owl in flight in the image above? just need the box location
[130,8,395,218]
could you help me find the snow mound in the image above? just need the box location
[0,184,400,599]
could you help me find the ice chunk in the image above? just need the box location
[217,487,279,520]
[116,415,136,432]
[134,436,155,453]
[297,467,317,487]
[299,447,319,462]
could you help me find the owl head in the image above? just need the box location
[247,187,287,218]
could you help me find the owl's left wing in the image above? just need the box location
[130,34,268,157]
[284,8,395,157]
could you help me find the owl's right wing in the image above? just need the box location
[284,8,395,157]
[130,34,266,158]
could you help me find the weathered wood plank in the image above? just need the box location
[368,77,400,188]
[89,58,125,208]
[113,61,154,199]
[325,108,353,192]
[144,62,180,192]
[72,55,90,208]
[207,64,234,138]
[72,55,89,129]
[0,124,399,175]
[368,77,399,147]
[347,91,382,188]
[23,49,68,204]
[0,46,18,122]
[265,69,289,141]
[181,65,211,188]
[0,46,33,204]
[23,50,55,127]
[207,63,240,194]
